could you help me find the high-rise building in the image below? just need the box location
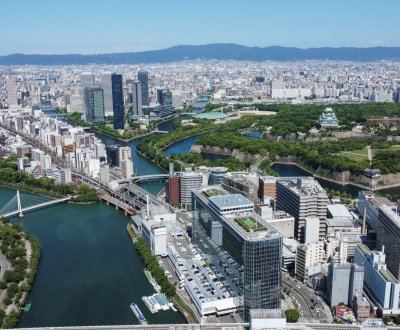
[157,88,173,106]
[276,177,328,242]
[327,263,364,307]
[192,186,282,321]
[101,73,113,117]
[258,176,276,201]
[304,217,320,244]
[118,146,134,179]
[295,242,322,281]
[106,145,120,167]
[111,73,124,129]
[209,167,228,185]
[377,206,400,281]
[137,70,149,106]
[6,77,18,107]
[80,73,95,90]
[180,171,203,208]
[70,87,84,113]
[357,191,395,231]
[354,244,400,315]
[84,87,105,124]
[131,81,143,117]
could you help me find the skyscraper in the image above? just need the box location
[157,88,173,106]
[131,81,143,117]
[137,70,149,106]
[84,87,105,124]
[101,73,113,117]
[276,177,328,242]
[6,77,18,108]
[111,73,125,129]
[118,146,134,179]
[80,73,95,90]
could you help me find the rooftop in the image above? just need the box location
[209,194,253,210]
[327,204,353,219]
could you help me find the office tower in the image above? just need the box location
[70,87,84,113]
[295,242,322,281]
[357,191,395,231]
[101,73,113,117]
[354,244,400,315]
[118,146,134,179]
[131,81,143,117]
[80,73,95,90]
[258,176,276,201]
[222,173,259,204]
[304,217,320,244]
[137,70,149,106]
[276,177,328,242]
[6,77,18,107]
[111,73,124,129]
[327,263,364,307]
[84,87,105,124]
[208,167,228,185]
[192,186,282,321]
[377,206,400,280]
[157,88,173,106]
[106,145,120,167]
[180,171,203,208]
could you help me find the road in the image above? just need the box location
[283,273,333,323]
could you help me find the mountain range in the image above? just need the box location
[1,43,400,65]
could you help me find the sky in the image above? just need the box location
[1,0,400,55]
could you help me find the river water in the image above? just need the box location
[7,117,185,327]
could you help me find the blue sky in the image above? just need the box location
[1,0,399,55]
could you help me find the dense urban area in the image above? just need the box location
[0,59,400,330]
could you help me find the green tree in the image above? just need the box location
[285,309,300,323]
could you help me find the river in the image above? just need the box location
[6,118,185,327]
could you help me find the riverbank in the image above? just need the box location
[125,223,196,323]
[0,217,41,328]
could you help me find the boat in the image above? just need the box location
[130,303,148,325]
[169,303,178,312]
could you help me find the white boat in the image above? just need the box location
[130,303,148,325]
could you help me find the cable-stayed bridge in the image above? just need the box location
[0,191,71,218]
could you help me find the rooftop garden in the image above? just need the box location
[235,217,265,232]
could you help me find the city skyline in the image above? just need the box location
[1,0,400,55]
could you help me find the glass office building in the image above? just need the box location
[84,87,105,124]
[137,70,149,106]
[111,73,124,129]
[192,187,282,320]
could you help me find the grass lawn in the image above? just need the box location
[339,145,400,162]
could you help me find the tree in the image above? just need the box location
[285,309,300,323]
[383,315,392,324]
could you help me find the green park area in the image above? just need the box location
[339,145,400,162]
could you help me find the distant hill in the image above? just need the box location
[1,43,400,65]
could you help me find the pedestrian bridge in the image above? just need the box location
[0,191,71,218]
